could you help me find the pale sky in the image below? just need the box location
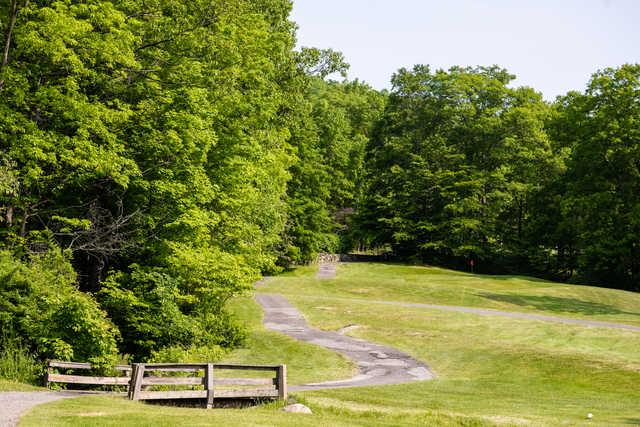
[291,0,640,100]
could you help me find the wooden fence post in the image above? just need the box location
[45,360,52,389]
[127,364,137,400]
[129,363,145,401]
[276,364,287,401]
[205,363,214,409]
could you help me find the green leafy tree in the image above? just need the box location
[357,65,556,269]
[548,65,640,290]
[0,249,119,367]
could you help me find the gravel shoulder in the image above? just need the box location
[0,392,78,427]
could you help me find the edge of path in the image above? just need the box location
[0,391,80,427]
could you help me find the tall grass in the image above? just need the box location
[0,336,41,385]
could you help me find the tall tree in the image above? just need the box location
[357,65,556,270]
[548,65,640,290]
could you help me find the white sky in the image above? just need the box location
[291,0,640,100]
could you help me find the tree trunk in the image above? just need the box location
[0,0,23,91]
[19,205,28,237]
[6,205,13,225]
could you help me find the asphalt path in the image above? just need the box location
[255,292,435,391]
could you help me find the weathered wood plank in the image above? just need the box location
[141,377,204,386]
[130,363,145,400]
[142,363,207,370]
[205,363,214,409]
[214,388,279,398]
[213,364,280,371]
[47,374,131,385]
[137,390,208,400]
[214,378,275,386]
[48,361,92,369]
[143,367,202,373]
[48,360,131,371]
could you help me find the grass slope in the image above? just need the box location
[23,263,640,426]
[260,263,640,326]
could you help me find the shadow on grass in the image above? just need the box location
[477,293,640,317]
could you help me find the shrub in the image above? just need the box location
[0,249,119,367]
[99,266,204,359]
[99,265,247,360]
[149,344,225,364]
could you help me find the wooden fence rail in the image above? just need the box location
[129,363,286,408]
[46,360,132,391]
[46,360,286,407]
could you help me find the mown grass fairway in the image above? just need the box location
[23,263,640,426]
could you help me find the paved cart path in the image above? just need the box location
[255,293,435,391]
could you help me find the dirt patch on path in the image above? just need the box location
[0,392,79,427]
[255,293,435,391]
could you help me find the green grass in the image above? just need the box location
[0,379,44,391]
[290,296,640,426]
[22,263,640,426]
[260,263,640,326]
[20,395,491,426]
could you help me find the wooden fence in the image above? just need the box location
[46,360,286,407]
[46,360,132,391]
[129,363,286,408]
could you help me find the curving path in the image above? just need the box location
[0,392,78,427]
[255,293,435,391]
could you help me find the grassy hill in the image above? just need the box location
[22,263,640,426]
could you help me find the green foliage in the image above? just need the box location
[539,64,640,290]
[282,78,385,264]
[0,0,303,361]
[99,263,248,359]
[0,249,119,367]
[149,345,225,364]
[0,335,41,385]
[356,65,556,270]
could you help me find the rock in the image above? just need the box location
[283,403,313,414]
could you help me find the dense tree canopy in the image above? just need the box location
[539,65,640,290]
[353,64,639,292]
[355,66,557,269]
[0,0,301,361]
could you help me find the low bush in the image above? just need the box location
[149,344,225,364]
[0,249,119,368]
[99,265,247,360]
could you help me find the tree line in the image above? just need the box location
[353,64,639,293]
[0,0,637,369]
